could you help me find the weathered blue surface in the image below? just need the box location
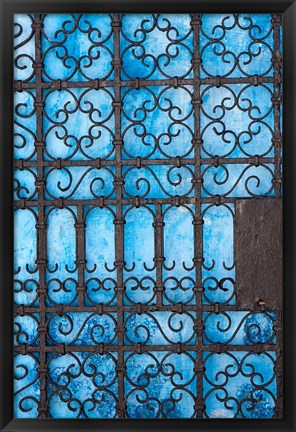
[125,351,197,418]
[47,352,118,418]
[121,14,193,80]
[42,14,114,82]
[203,351,276,418]
[200,14,274,78]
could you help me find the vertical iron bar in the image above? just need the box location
[274,310,283,418]
[33,13,47,418]
[112,13,126,419]
[75,205,85,308]
[272,13,283,419]
[191,13,205,418]
[272,13,282,199]
[154,203,164,307]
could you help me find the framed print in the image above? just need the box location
[0,0,295,431]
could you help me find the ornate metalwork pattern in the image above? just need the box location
[13,13,283,419]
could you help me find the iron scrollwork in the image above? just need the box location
[13,12,282,419]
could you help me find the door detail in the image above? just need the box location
[13,13,283,419]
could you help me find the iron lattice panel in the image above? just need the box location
[13,13,282,419]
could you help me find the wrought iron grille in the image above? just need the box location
[13,13,283,419]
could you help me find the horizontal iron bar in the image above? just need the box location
[14,343,277,354]
[14,304,279,314]
[14,157,276,168]
[14,196,280,208]
[14,76,280,91]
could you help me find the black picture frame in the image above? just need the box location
[0,0,295,431]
